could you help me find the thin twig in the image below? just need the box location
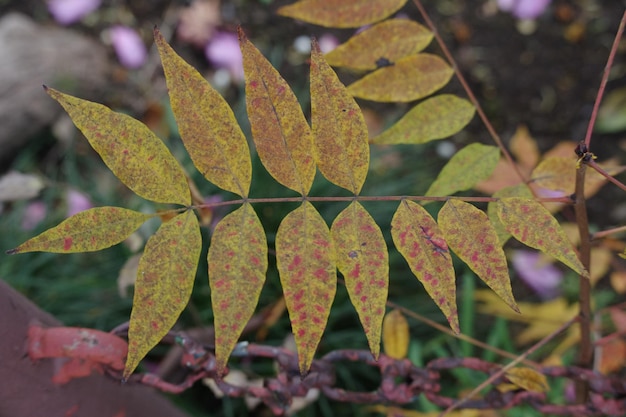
[587,159,626,192]
[591,224,626,240]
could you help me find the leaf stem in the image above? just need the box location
[587,159,626,192]
[583,10,626,150]
[591,224,626,240]
[410,0,527,185]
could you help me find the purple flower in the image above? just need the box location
[205,31,244,82]
[511,250,563,299]
[498,0,551,20]
[109,26,148,69]
[48,0,101,25]
[22,201,47,230]
[66,189,92,217]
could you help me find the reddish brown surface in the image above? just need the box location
[0,279,189,417]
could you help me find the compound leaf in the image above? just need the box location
[8,207,151,254]
[425,143,500,197]
[347,54,453,102]
[325,19,433,71]
[277,0,407,28]
[208,203,268,376]
[276,201,336,374]
[45,87,190,206]
[124,210,201,379]
[331,201,388,358]
[240,29,315,195]
[154,28,251,197]
[391,200,459,333]
[372,95,475,145]
[311,40,369,194]
[487,184,534,246]
[439,200,518,312]
[496,198,588,277]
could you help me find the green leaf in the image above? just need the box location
[331,201,388,358]
[154,28,251,198]
[325,19,433,71]
[8,207,151,254]
[391,200,459,333]
[124,210,201,379]
[425,143,500,197]
[347,54,453,102]
[208,203,268,376]
[45,87,190,205]
[277,0,408,28]
[240,29,315,195]
[372,95,475,145]
[276,201,336,374]
[439,200,518,312]
[311,40,370,194]
[496,198,588,277]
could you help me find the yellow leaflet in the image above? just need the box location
[240,30,315,195]
[426,143,500,197]
[311,41,369,194]
[154,29,251,198]
[439,200,518,313]
[487,184,534,246]
[277,0,407,28]
[382,309,409,359]
[347,54,453,103]
[331,201,388,358]
[496,198,588,277]
[8,207,151,254]
[124,210,201,379]
[45,88,190,206]
[325,19,432,71]
[391,200,459,333]
[509,125,540,170]
[276,201,336,374]
[208,203,268,376]
[531,156,623,196]
[504,367,549,393]
[372,95,475,145]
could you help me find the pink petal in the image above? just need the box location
[66,189,92,217]
[22,201,47,230]
[513,0,551,20]
[109,26,147,69]
[205,31,244,82]
[48,0,101,25]
[318,34,339,54]
[511,250,563,299]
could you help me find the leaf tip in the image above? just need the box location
[6,248,19,255]
[42,84,48,92]
[237,26,247,42]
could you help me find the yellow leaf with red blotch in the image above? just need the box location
[8,207,151,254]
[239,30,315,195]
[425,144,499,197]
[531,156,623,196]
[496,198,588,277]
[331,201,388,358]
[154,28,251,197]
[277,0,407,28]
[325,19,432,71]
[347,54,453,102]
[276,201,336,374]
[208,203,267,376]
[124,210,201,379]
[487,184,534,245]
[391,200,459,333]
[439,200,518,313]
[504,367,549,393]
[372,95,475,145]
[382,309,409,359]
[45,87,190,205]
[311,41,369,194]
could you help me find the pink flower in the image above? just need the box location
[511,250,563,299]
[22,201,47,230]
[205,31,244,82]
[48,0,101,25]
[109,26,148,69]
[318,34,339,54]
[498,0,551,20]
[66,189,92,217]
